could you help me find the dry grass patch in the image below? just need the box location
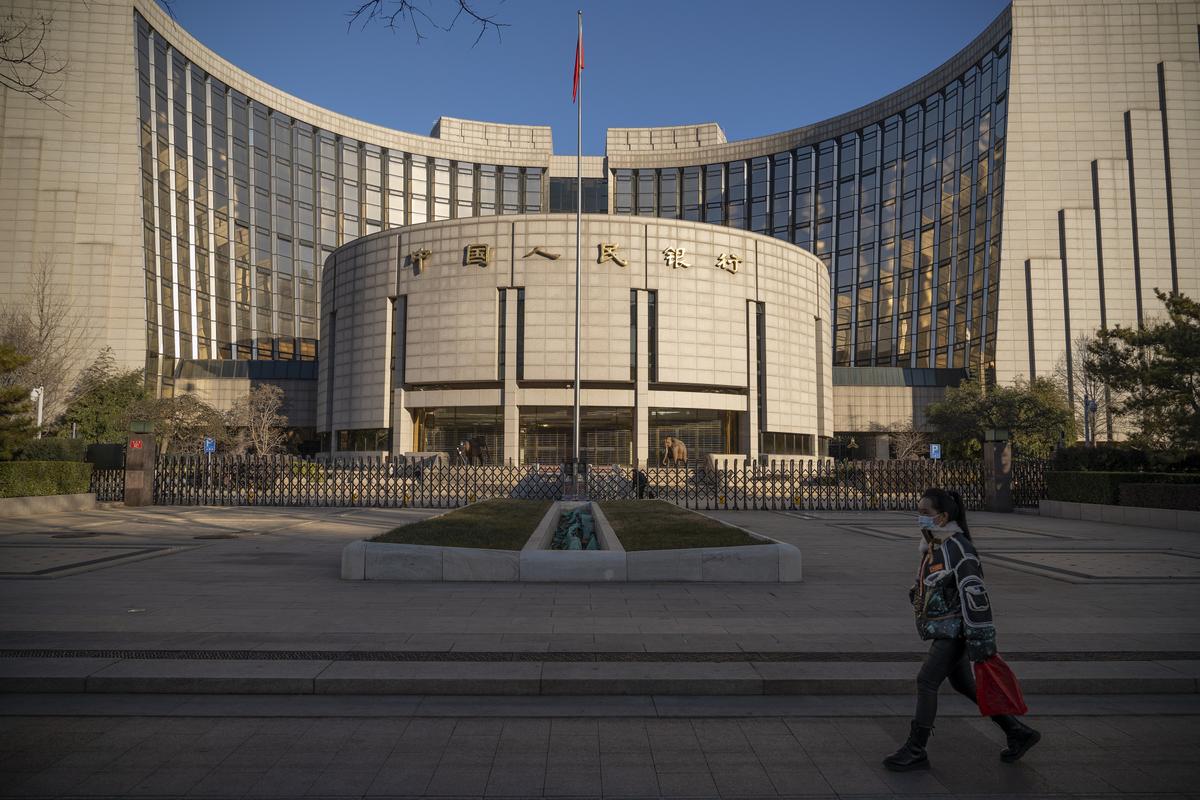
[372,499,550,550]
[599,500,767,551]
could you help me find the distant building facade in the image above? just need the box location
[1,0,1196,459]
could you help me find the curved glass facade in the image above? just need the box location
[134,12,544,389]
[613,36,1011,371]
[134,8,1009,385]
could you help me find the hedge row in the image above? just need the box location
[17,437,88,462]
[1120,483,1200,512]
[1045,471,1200,506]
[0,461,93,498]
[1051,444,1200,473]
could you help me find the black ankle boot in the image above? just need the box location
[999,720,1041,762]
[882,720,932,771]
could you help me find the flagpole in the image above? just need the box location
[573,9,582,486]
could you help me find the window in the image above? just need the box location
[647,290,658,382]
[629,290,637,381]
[497,288,506,380]
[516,288,525,379]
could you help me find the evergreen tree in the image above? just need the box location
[0,344,34,460]
[60,348,149,444]
[1084,290,1200,449]
[925,376,1075,459]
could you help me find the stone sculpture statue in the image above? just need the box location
[661,436,688,467]
[456,436,489,465]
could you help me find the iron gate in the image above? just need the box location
[151,455,1008,511]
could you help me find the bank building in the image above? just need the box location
[1,0,1197,464]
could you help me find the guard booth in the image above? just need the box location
[124,421,156,506]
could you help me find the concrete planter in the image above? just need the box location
[0,493,96,518]
[343,500,802,582]
[1040,499,1200,532]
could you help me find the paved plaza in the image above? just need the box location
[1,504,1199,797]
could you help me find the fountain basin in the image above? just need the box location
[519,501,626,582]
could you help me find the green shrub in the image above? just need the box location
[1052,444,1200,473]
[18,437,87,462]
[0,461,93,498]
[1045,471,1200,505]
[1120,483,1200,511]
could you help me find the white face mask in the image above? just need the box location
[917,514,936,529]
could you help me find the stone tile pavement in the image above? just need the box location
[0,703,1198,798]
[0,505,1197,656]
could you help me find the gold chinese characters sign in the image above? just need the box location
[597,243,628,267]
[403,243,742,275]
[464,244,491,268]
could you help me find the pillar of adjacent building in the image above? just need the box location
[394,396,414,453]
[633,289,651,467]
[123,424,156,507]
[502,289,520,464]
[871,434,891,460]
[982,428,1013,513]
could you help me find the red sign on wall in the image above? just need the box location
[130,439,144,449]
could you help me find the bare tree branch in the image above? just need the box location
[0,11,68,110]
[0,255,88,422]
[887,421,928,460]
[346,0,509,46]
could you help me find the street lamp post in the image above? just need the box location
[29,386,44,438]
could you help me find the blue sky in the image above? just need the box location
[164,0,1010,155]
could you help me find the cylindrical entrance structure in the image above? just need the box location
[317,214,832,464]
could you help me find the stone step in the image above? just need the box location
[2,657,1197,696]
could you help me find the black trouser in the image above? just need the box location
[915,637,1020,731]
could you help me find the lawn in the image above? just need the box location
[371,499,551,550]
[598,500,767,551]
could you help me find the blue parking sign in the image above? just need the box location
[929,443,942,460]
[203,437,216,454]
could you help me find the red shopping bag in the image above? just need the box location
[973,654,1029,716]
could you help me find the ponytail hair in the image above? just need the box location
[921,487,972,540]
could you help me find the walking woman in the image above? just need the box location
[883,487,1041,771]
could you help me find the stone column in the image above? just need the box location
[983,428,1013,513]
[123,426,156,507]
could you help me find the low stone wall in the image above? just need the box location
[1040,499,1200,532]
[0,493,96,518]
[342,502,803,582]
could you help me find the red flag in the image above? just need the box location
[572,21,584,102]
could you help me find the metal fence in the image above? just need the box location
[151,455,1006,512]
[1012,458,1050,508]
[90,469,125,502]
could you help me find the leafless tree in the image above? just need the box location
[226,384,289,455]
[0,256,88,422]
[347,0,508,45]
[888,421,929,460]
[0,10,67,109]
[1056,332,1118,442]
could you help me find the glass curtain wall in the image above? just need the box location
[413,407,503,464]
[613,35,1010,372]
[135,12,546,387]
[519,407,633,466]
[648,409,741,465]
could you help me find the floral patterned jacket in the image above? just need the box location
[909,529,998,662]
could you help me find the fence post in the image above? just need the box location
[124,424,156,506]
[982,428,1014,512]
